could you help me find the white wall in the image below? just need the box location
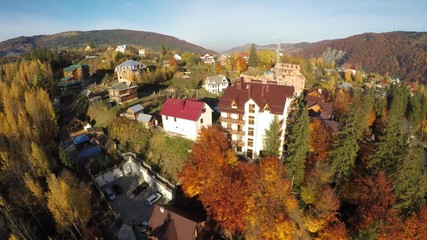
[162,103,212,140]
[162,116,198,140]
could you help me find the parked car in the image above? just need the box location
[104,188,116,201]
[146,192,162,206]
[112,184,123,195]
[132,182,148,196]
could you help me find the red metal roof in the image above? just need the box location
[160,98,206,121]
[218,80,294,115]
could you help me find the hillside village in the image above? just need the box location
[0,40,427,240]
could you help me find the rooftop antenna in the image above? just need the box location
[276,39,281,65]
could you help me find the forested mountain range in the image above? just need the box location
[226,31,427,84]
[301,31,427,84]
[0,29,215,56]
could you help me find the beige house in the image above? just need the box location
[114,60,146,84]
[242,63,306,96]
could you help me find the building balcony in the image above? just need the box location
[224,128,245,136]
[219,117,244,125]
[231,140,244,147]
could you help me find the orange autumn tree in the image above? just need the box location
[379,205,427,240]
[179,125,249,234]
[347,172,395,229]
[300,162,347,239]
[333,89,352,119]
[309,119,334,164]
[244,157,299,240]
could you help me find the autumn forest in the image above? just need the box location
[0,42,426,240]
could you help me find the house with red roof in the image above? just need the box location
[160,98,212,140]
[218,79,294,159]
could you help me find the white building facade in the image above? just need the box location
[160,99,212,140]
[205,75,229,94]
[219,81,294,159]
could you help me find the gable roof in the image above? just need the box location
[218,80,294,115]
[111,82,138,91]
[160,98,207,121]
[64,64,88,72]
[206,75,227,85]
[128,104,144,114]
[149,204,205,240]
[137,113,153,123]
[115,59,146,72]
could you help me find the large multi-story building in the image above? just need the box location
[218,80,294,159]
[114,59,146,85]
[241,63,305,96]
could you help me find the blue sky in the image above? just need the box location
[0,0,426,51]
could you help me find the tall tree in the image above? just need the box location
[244,157,299,240]
[284,107,310,188]
[248,44,258,67]
[393,145,427,216]
[369,86,408,175]
[330,90,374,182]
[262,115,282,158]
[179,126,246,235]
[308,118,334,165]
[29,142,50,177]
[347,172,395,229]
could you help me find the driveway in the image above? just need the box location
[102,174,165,225]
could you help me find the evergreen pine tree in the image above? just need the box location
[262,115,282,158]
[369,86,408,176]
[330,90,374,182]
[394,145,427,216]
[284,106,310,188]
[248,43,258,67]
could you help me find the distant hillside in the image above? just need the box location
[223,42,311,54]
[0,29,215,56]
[301,31,427,83]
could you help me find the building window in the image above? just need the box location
[264,103,270,111]
[249,104,255,113]
[166,116,169,120]
[248,138,253,147]
[248,127,254,136]
[227,123,231,129]
[248,116,254,125]
[174,117,177,122]
[200,118,204,123]
[246,149,253,158]
[237,146,242,152]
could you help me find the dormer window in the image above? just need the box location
[263,103,270,111]
[231,100,237,108]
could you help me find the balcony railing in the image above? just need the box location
[219,117,244,125]
[231,140,244,147]
[224,128,245,136]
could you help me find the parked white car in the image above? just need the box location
[146,192,162,206]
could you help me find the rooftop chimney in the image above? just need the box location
[248,85,252,98]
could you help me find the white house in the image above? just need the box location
[116,45,127,53]
[218,80,294,159]
[160,98,212,140]
[174,54,182,61]
[200,53,215,64]
[205,75,229,94]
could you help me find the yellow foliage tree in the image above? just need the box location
[30,142,50,177]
